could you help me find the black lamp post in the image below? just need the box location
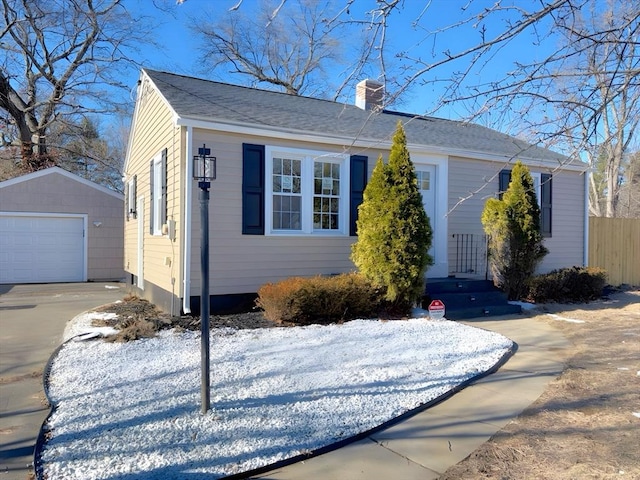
[193,144,216,414]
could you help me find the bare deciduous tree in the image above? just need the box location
[52,116,127,193]
[354,1,639,217]
[615,151,640,218]
[0,0,153,172]
[192,0,345,97]
[509,1,640,218]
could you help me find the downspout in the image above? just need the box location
[182,126,194,314]
[583,169,590,267]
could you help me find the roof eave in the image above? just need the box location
[174,115,584,171]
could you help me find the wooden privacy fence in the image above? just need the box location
[589,217,640,286]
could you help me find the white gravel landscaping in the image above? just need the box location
[41,313,513,479]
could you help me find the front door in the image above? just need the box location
[416,166,436,260]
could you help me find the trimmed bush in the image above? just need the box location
[526,266,608,303]
[351,121,433,313]
[482,161,548,300]
[256,273,383,325]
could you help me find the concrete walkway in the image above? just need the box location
[1,286,569,480]
[0,283,125,480]
[260,314,570,479]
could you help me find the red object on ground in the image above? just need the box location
[428,299,446,319]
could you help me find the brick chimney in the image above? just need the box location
[355,79,384,111]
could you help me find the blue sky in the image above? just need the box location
[122,0,554,122]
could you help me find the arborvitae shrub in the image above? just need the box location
[256,273,383,325]
[351,122,432,313]
[482,161,548,300]
[526,266,607,303]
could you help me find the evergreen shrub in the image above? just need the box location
[351,122,432,313]
[481,161,548,300]
[526,266,607,303]
[256,273,382,325]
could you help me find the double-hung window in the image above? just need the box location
[150,149,167,235]
[313,161,341,230]
[499,168,552,237]
[266,147,348,235]
[530,172,542,207]
[272,156,303,230]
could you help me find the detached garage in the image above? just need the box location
[0,167,124,284]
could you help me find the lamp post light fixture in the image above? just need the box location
[193,144,216,414]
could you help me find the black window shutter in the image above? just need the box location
[242,143,265,235]
[541,173,552,237]
[149,159,154,234]
[498,169,511,199]
[161,148,168,225]
[350,155,368,236]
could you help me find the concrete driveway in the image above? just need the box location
[0,282,125,480]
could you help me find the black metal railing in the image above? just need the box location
[451,233,488,278]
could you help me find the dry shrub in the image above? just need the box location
[255,277,305,324]
[256,273,382,325]
[95,296,174,342]
[526,266,607,303]
[104,316,159,343]
[95,295,160,319]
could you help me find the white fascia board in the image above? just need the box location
[124,69,180,175]
[141,69,178,120]
[175,116,373,148]
[175,116,586,172]
[123,71,145,174]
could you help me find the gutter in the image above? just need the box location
[182,126,193,314]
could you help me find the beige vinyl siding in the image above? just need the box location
[538,169,585,272]
[187,130,382,295]
[447,157,586,275]
[0,170,124,281]
[124,77,184,297]
[447,157,496,274]
[123,197,137,274]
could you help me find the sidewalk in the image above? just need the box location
[259,314,570,479]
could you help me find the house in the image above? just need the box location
[123,69,588,315]
[0,167,125,284]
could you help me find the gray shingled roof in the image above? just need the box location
[145,69,567,163]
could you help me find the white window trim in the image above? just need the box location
[265,146,349,236]
[127,177,136,218]
[152,152,164,236]
[413,154,449,279]
[531,172,542,207]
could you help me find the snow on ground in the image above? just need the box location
[546,313,586,324]
[62,311,120,341]
[42,316,513,480]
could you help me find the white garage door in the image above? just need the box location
[0,214,86,284]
